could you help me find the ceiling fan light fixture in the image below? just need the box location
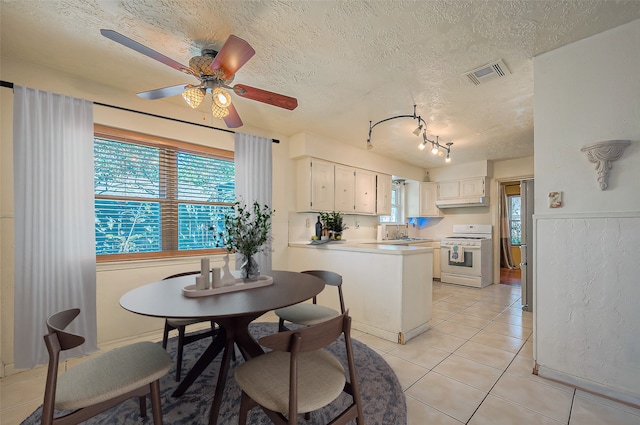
[211,101,230,118]
[182,85,206,109]
[212,87,232,108]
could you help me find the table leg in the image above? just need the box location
[171,327,226,397]
[207,314,265,425]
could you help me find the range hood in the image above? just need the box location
[436,197,489,208]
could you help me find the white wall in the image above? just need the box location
[534,19,640,404]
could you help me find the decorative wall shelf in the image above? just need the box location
[581,140,630,190]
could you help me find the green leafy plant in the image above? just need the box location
[217,201,274,258]
[320,211,348,233]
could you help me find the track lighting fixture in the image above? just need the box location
[366,104,452,161]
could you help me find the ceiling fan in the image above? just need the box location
[100,29,298,128]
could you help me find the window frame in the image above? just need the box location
[507,194,522,246]
[379,181,404,224]
[94,125,234,262]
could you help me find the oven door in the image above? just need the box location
[440,245,481,277]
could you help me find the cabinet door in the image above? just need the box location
[407,182,441,217]
[355,169,377,214]
[460,177,485,197]
[297,158,334,212]
[419,182,441,217]
[376,173,392,216]
[438,180,460,199]
[334,164,355,212]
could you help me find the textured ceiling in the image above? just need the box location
[2,1,640,168]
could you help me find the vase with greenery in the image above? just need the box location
[320,211,348,240]
[217,201,274,281]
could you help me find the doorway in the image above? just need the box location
[498,180,526,286]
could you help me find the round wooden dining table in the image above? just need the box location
[120,269,324,425]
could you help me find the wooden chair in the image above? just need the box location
[234,311,364,425]
[41,308,171,425]
[161,271,219,381]
[275,270,345,332]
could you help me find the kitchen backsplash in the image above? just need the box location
[288,212,379,242]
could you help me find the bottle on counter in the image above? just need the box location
[315,216,323,238]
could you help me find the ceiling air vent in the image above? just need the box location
[464,59,510,85]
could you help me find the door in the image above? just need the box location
[334,164,355,212]
[520,179,534,312]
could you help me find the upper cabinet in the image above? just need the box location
[460,177,485,197]
[334,164,356,212]
[406,182,441,217]
[436,177,488,208]
[438,177,485,199]
[354,169,377,214]
[296,158,388,215]
[296,158,335,212]
[376,173,392,216]
[335,165,376,214]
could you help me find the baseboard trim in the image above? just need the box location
[537,364,640,409]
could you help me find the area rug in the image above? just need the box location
[22,322,406,424]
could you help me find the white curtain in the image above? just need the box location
[234,133,273,273]
[13,86,97,368]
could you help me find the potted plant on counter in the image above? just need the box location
[218,201,274,281]
[320,211,348,240]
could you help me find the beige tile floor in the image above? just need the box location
[2,281,640,424]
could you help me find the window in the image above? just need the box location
[94,126,234,260]
[508,195,522,245]
[380,182,403,223]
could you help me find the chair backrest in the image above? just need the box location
[256,311,362,424]
[163,271,200,280]
[42,309,86,424]
[46,308,85,351]
[301,270,346,313]
[259,310,349,353]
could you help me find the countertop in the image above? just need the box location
[288,240,433,255]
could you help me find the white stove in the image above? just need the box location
[440,224,493,288]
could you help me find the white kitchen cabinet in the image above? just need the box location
[437,180,460,199]
[289,244,432,344]
[354,169,376,214]
[376,173,392,216]
[437,177,485,200]
[460,177,485,197]
[297,158,387,215]
[296,158,334,212]
[334,165,377,214]
[334,164,355,212]
[406,182,441,217]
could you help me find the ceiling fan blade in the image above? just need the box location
[137,84,187,100]
[233,84,298,110]
[100,29,194,76]
[210,35,255,80]
[223,103,243,128]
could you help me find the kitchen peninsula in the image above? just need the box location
[288,241,433,344]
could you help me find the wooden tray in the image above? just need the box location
[182,275,273,297]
